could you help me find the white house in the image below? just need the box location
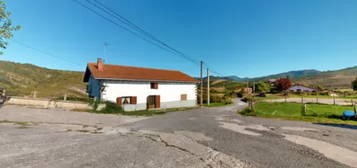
[288,85,315,92]
[83,59,198,111]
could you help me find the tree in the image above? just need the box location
[255,81,271,93]
[352,78,357,91]
[0,0,20,54]
[312,84,325,91]
[275,78,292,92]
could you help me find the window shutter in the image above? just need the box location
[181,94,187,101]
[155,95,160,108]
[116,97,122,105]
[130,96,137,104]
[155,83,159,89]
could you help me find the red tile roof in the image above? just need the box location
[84,63,198,83]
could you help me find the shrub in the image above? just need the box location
[255,81,271,93]
[97,101,123,114]
[90,99,101,111]
[352,78,357,91]
[239,108,256,116]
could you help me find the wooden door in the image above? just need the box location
[147,96,156,109]
[147,95,160,109]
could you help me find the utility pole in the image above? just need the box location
[207,68,210,105]
[200,61,203,106]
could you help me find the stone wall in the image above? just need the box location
[4,97,104,110]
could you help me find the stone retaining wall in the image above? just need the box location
[4,97,104,110]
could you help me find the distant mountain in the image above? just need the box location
[207,67,357,88]
[220,75,250,81]
[0,60,86,98]
[251,69,321,81]
[297,66,357,88]
[200,75,248,82]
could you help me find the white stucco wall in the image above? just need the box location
[100,80,197,104]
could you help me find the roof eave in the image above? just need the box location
[95,77,199,83]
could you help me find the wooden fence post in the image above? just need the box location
[333,96,336,105]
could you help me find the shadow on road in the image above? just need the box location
[314,123,357,130]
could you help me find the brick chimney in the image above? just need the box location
[97,58,104,71]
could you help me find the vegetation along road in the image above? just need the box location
[1,100,357,168]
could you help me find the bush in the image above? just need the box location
[210,95,232,105]
[352,78,357,91]
[55,96,94,103]
[97,101,123,114]
[239,108,256,116]
[255,81,271,93]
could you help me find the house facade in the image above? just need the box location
[288,85,315,92]
[83,59,198,111]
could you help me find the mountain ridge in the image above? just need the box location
[0,60,356,98]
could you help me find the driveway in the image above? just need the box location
[1,101,357,168]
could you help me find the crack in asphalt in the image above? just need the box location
[103,128,252,168]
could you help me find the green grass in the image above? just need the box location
[89,101,197,116]
[0,60,86,98]
[254,93,357,101]
[100,107,196,116]
[240,102,357,125]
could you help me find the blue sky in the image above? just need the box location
[2,0,357,77]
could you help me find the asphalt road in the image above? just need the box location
[1,101,357,168]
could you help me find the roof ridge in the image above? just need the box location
[85,63,198,83]
[87,62,181,73]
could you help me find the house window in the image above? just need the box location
[150,82,158,89]
[181,94,187,101]
[116,96,137,105]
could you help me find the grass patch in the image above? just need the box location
[239,102,357,125]
[119,107,198,116]
[91,101,197,116]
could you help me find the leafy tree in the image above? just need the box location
[275,78,292,92]
[255,81,271,93]
[0,0,20,54]
[312,84,325,91]
[352,78,357,91]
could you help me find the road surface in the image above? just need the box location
[1,100,357,168]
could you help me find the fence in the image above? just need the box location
[267,97,356,106]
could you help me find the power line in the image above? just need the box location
[89,0,200,65]
[72,0,225,76]
[11,39,82,67]
[72,0,197,65]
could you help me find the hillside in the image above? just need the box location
[297,66,357,88]
[0,60,86,98]
[204,70,321,82]
[252,70,321,81]
[211,67,357,88]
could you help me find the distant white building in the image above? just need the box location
[83,59,198,111]
[288,85,315,92]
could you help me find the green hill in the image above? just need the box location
[297,66,357,88]
[0,60,86,98]
[210,67,357,88]
[252,70,321,81]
